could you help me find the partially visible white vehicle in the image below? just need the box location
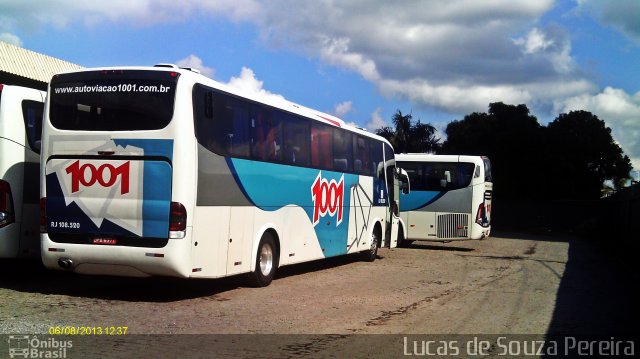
[0,84,45,258]
[396,154,492,243]
[39,65,401,285]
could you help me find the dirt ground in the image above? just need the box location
[1,231,637,357]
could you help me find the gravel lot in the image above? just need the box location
[1,231,637,357]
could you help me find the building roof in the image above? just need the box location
[0,41,83,84]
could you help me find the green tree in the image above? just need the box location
[441,102,544,200]
[375,110,440,153]
[545,110,631,199]
[441,103,632,200]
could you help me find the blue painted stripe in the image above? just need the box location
[400,190,446,211]
[228,158,361,257]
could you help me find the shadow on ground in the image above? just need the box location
[544,234,639,337]
[492,230,639,337]
[0,253,368,302]
[406,241,476,252]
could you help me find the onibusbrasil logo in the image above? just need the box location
[7,335,72,358]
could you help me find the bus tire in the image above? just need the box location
[361,228,379,262]
[248,232,278,287]
[396,226,414,247]
[397,225,406,247]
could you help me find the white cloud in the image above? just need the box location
[333,101,353,118]
[365,108,387,132]
[514,28,554,54]
[0,0,262,29]
[252,0,584,116]
[0,32,22,46]
[578,0,640,42]
[5,0,635,164]
[1,0,584,117]
[319,37,380,82]
[225,67,285,103]
[557,87,640,170]
[513,26,574,74]
[176,54,215,78]
[379,78,534,115]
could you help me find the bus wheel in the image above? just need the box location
[396,227,414,247]
[249,232,278,287]
[397,226,406,247]
[361,229,379,262]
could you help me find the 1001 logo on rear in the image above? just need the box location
[65,160,130,195]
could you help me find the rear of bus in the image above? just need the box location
[41,67,194,276]
[0,84,44,258]
[470,156,492,239]
[397,154,492,241]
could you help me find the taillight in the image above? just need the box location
[169,202,186,238]
[40,198,47,233]
[475,202,485,225]
[0,180,15,228]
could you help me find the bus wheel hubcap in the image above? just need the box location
[371,234,377,253]
[259,244,273,276]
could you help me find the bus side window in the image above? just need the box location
[353,136,369,175]
[370,140,384,179]
[211,94,233,156]
[483,158,492,182]
[230,103,250,158]
[193,85,216,151]
[333,129,353,172]
[22,100,44,153]
[283,114,310,166]
[204,91,213,119]
[311,123,332,170]
[252,108,282,162]
[193,86,222,154]
[424,164,439,190]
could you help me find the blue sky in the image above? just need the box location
[1,0,639,174]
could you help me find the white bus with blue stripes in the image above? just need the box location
[0,84,45,258]
[396,153,492,244]
[40,65,401,286]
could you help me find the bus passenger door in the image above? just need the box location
[226,207,253,275]
[385,165,399,248]
[389,169,400,248]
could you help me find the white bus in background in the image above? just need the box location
[396,154,492,244]
[0,84,45,258]
[40,65,401,286]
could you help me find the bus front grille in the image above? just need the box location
[437,214,470,239]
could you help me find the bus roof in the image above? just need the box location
[50,64,390,145]
[396,153,489,164]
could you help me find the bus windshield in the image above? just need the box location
[49,70,178,131]
[401,161,475,191]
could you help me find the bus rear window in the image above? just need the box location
[49,71,178,131]
[483,157,492,182]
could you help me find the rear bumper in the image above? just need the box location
[40,230,192,277]
[0,225,20,258]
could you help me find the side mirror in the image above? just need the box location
[440,170,451,188]
[397,168,411,195]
